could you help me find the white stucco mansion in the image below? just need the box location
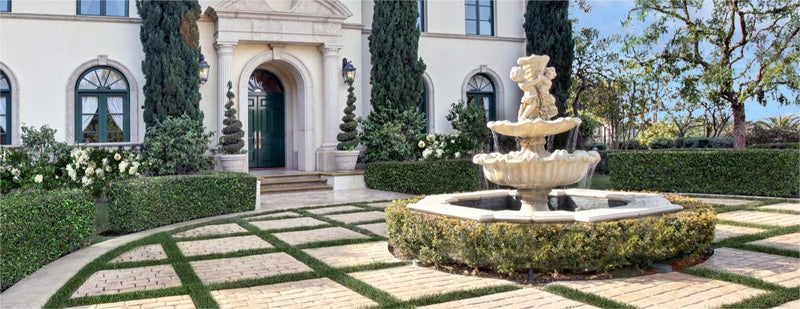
[0,0,525,171]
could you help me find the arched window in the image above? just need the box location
[248,69,284,94]
[0,71,10,145]
[466,74,496,121]
[75,66,130,143]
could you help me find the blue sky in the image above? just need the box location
[569,0,799,121]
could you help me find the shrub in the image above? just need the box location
[386,195,714,274]
[1,189,94,291]
[446,100,492,153]
[414,133,473,160]
[219,81,245,154]
[638,122,679,148]
[648,137,674,149]
[337,81,360,150]
[361,110,424,162]
[748,142,799,149]
[747,124,799,145]
[365,160,479,194]
[609,149,800,197]
[142,114,213,176]
[583,142,607,151]
[106,171,256,233]
[62,148,141,196]
[672,137,733,149]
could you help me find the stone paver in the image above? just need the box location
[190,253,311,284]
[326,211,386,224]
[420,288,597,309]
[691,247,800,288]
[349,265,512,301]
[274,227,370,246]
[210,278,377,309]
[368,201,393,209]
[110,245,168,263]
[247,211,301,221]
[774,298,800,309]
[66,295,195,309]
[302,241,401,268]
[249,217,328,231]
[72,265,182,298]
[177,235,273,257]
[554,272,766,309]
[306,205,365,214]
[714,224,765,242]
[173,224,247,238]
[358,222,388,238]
[760,203,800,212]
[716,210,800,227]
[696,198,755,206]
[747,233,800,251]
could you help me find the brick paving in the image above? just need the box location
[349,265,512,301]
[110,245,168,263]
[173,224,248,238]
[72,265,182,298]
[774,299,800,309]
[247,211,301,221]
[691,247,800,288]
[177,235,273,257]
[273,227,370,246]
[746,233,800,251]
[695,198,755,206]
[302,241,401,268]
[358,222,388,238]
[368,201,393,208]
[190,253,312,284]
[249,217,328,231]
[66,295,195,309]
[325,211,386,224]
[716,211,800,227]
[554,272,766,308]
[714,224,765,242]
[306,205,364,214]
[210,278,377,309]
[420,288,597,309]
[759,203,800,212]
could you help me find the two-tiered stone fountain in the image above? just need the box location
[409,55,682,222]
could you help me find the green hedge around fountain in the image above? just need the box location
[365,160,480,194]
[386,195,714,274]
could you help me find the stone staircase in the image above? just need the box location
[258,173,332,194]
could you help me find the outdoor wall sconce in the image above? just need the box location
[199,54,210,85]
[342,58,356,86]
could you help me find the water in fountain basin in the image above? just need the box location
[577,159,600,189]
[451,194,628,211]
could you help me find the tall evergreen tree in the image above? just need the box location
[524,0,573,147]
[138,0,203,127]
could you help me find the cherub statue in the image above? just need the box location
[512,55,559,121]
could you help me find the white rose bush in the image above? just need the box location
[414,133,473,161]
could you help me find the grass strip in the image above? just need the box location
[295,237,384,250]
[160,235,219,308]
[404,285,520,307]
[205,271,320,291]
[349,219,386,226]
[681,268,785,291]
[184,247,282,262]
[65,287,187,307]
[715,219,780,230]
[545,284,635,309]
[713,200,789,214]
[246,215,302,222]
[168,218,242,235]
[294,209,385,238]
[721,288,800,308]
[335,262,411,274]
[105,259,172,270]
[260,224,335,234]
[682,268,800,308]
[722,243,800,259]
[172,231,253,242]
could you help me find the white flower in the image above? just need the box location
[451,139,455,144]
[102,158,109,166]
[422,149,432,159]
[12,176,19,182]
[11,168,20,177]
[34,174,43,183]
[435,149,443,158]
[105,166,113,172]
[85,167,94,176]
[66,165,77,181]
[114,153,122,161]
[119,161,129,174]
[55,175,59,180]
[441,142,447,147]
[426,134,435,142]
[418,140,426,148]
[81,176,93,187]
[96,169,105,179]
[128,166,138,175]
[454,152,461,159]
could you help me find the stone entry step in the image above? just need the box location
[258,173,332,194]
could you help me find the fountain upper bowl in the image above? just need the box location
[473,150,601,189]
[488,117,581,138]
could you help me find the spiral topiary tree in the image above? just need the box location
[220,81,244,154]
[337,84,360,150]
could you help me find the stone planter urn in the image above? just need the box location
[218,154,248,173]
[334,150,360,171]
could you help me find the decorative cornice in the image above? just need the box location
[0,12,140,24]
[360,28,525,43]
[341,23,364,30]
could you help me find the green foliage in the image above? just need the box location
[446,100,492,153]
[386,195,714,274]
[747,121,800,145]
[361,110,424,162]
[414,134,474,161]
[1,189,94,291]
[220,81,245,154]
[748,142,799,149]
[673,137,734,149]
[648,137,674,149]
[638,122,679,148]
[142,114,212,176]
[609,150,800,197]
[106,172,256,233]
[365,160,479,194]
[137,0,203,127]
[337,85,360,150]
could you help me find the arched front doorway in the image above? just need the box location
[248,69,285,168]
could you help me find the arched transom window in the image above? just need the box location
[248,70,284,94]
[0,71,10,145]
[466,74,496,121]
[75,66,130,143]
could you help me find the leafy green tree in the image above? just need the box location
[137,0,203,127]
[219,81,244,154]
[446,100,492,153]
[142,115,212,176]
[337,84,360,150]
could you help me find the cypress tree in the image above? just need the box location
[138,0,203,128]
[524,0,573,147]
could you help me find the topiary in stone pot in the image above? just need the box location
[334,81,361,171]
[218,81,248,173]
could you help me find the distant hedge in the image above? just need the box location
[609,149,800,197]
[107,171,256,233]
[365,160,479,194]
[1,189,94,291]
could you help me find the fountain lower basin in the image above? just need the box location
[407,189,683,223]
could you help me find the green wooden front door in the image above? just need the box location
[248,93,285,168]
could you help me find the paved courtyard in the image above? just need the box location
[8,199,800,308]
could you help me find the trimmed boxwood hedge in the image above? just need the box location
[365,160,479,194]
[386,195,714,274]
[609,149,800,197]
[107,171,256,233]
[1,189,94,291]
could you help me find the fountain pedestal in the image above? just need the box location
[518,188,551,213]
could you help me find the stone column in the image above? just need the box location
[215,42,236,144]
[316,44,342,171]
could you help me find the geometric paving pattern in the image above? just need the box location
[72,265,182,298]
[325,211,386,224]
[273,227,370,246]
[65,295,196,309]
[349,265,511,301]
[714,224,765,242]
[420,288,598,309]
[306,205,365,214]
[759,203,800,212]
[177,235,273,257]
[774,299,800,309]
[172,224,248,238]
[210,278,378,309]
[695,198,755,206]
[368,201,393,209]
[110,244,168,263]
[691,248,800,288]
[247,211,301,221]
[554,272,767,308]
[189,253,312,284]
[249,217,328,231]
[357,222,388,238]
[302,241,401,268]
[716,211,800,227]
[746,233,800,251]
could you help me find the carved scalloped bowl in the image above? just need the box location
[473,150,601,189]
[487,117,581,138]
